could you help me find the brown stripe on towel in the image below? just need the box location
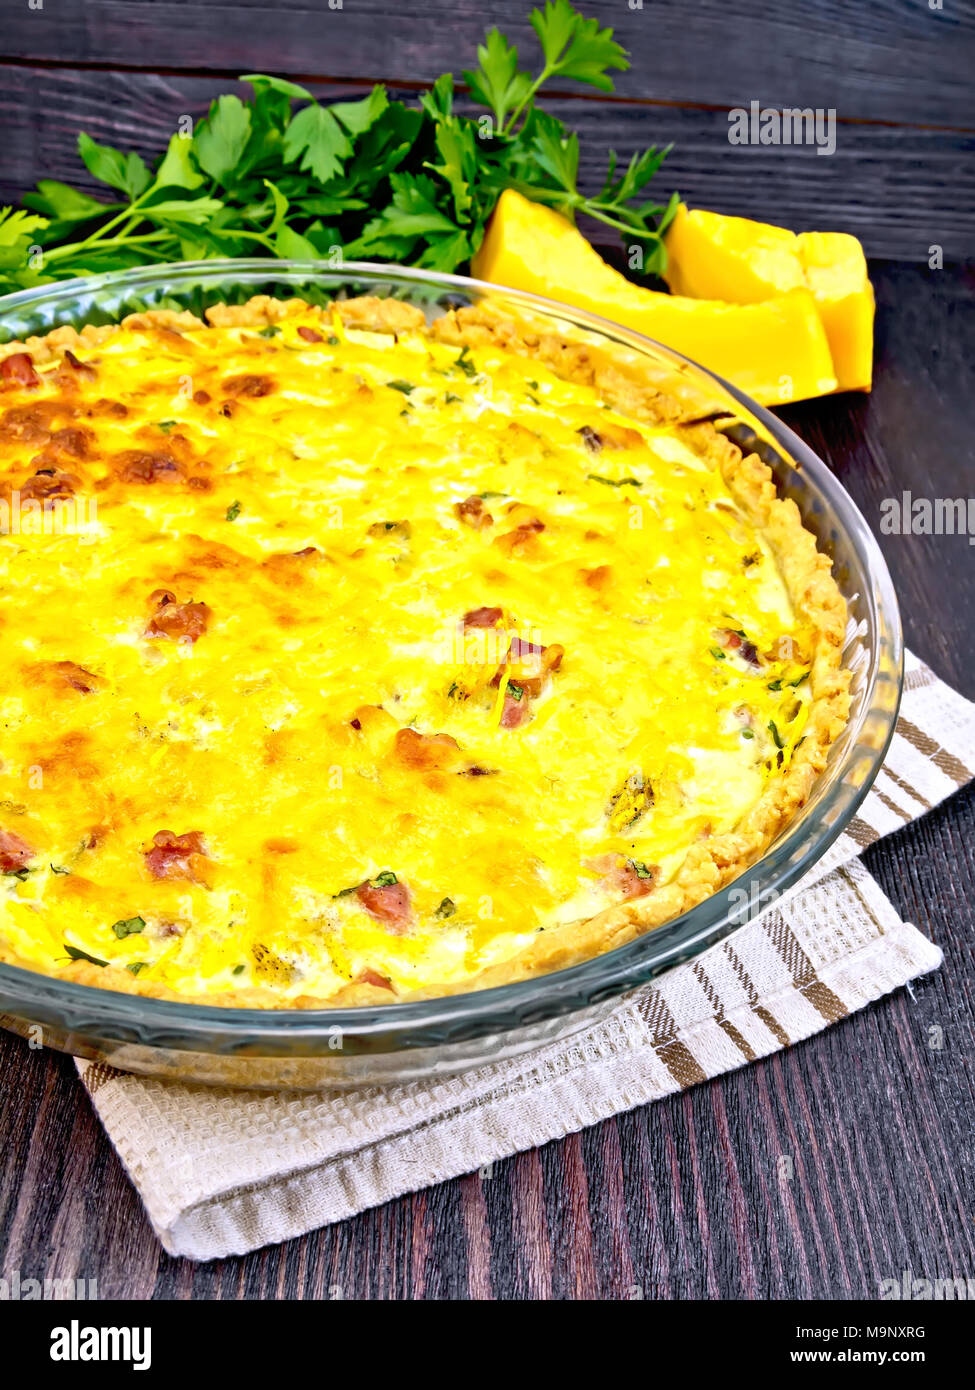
[873,786,913,822]
[82,1062,123,1096]
[897,717,973,786]
[883,767,933,810]
[766,917,848,1024]
[724,942,793,1047]
[904,665,936,692]
[845,816,881,848]
[691,960,758,1061]
[635,987,709,1087]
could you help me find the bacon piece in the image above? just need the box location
[494,514,545,557]
[492,638,564,697]
[0,829,33,873]
[222,373,274,398]
[355,878,412,932]
[463,606,503,629]
[454,495,493,530]
[146,589,211,643]
[62,349,96,381]
[588,854,658,901]
[44,661,101,693]
[45,425,94,460]
[1,352,40,389]
[499,691,532,728]
[614,860,657,899]
[0,401,61,444]
[144,830,209,883]
[393,727,462,771]
[297,326,323,343]
[714,627,761,668]
[85,397,127,419]
[115,449,181,484]
[355,968,394,990]
[17,468,79,502]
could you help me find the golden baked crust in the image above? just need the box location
[0,293,849,1007]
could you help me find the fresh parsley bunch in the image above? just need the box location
[0,0,676,294]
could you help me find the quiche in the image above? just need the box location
[0,293,849,1007]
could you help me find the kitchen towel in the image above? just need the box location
[76,650,974,1259]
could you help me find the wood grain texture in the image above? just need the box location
[0,262,972,1298]
[1,66,972,258]
[3,0,972,126]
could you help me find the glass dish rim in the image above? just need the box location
[0,257,903,1046]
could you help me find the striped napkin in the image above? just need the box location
[77,650,973,1260]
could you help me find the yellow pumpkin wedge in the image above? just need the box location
[663,204,874,392]
[472,189,837,407]
[663,203,806,303]
[797,231,875,392]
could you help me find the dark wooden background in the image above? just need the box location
[1,0,974,1299]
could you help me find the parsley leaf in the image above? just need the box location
[112,916,146,939]
[283,103,352,182]
[194,95,253,184]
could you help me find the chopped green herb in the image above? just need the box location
[258,324,281,338]
[50,863,71,875]
[507,682,524,700]
[225,499,242,521]
[587,473,641,488]
[157,419,177,433]
[455,346,477,378]
[126,962,148,976]
[741,729,754,740]
[112,915,146,939]
[327,334,340,346]
[371,870,398,888]
[232,963,246,975]
[386,379,415,395]
[64,944,108,967]
[627,860,655,880]
[526,379,539,390]
[435,896,456,919]
[789,672,809,687]
[709,647,726,661]
[3,868,30,881]
[767,679,783,691]
[445,392,462,404]
[479,490,506,500]
[768,719,785,749]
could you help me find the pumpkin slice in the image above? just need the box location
[797,231,875,392]
[663,203,806,303]
[472,189,836,407]
[663,204,874,392]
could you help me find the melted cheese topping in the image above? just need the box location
[0,305,814,1002]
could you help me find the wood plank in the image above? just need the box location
[1,67,972,260]
[3,0,972,127]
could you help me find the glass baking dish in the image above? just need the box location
[0,260,902,1087]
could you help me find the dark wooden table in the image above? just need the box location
[1,1,973,1299]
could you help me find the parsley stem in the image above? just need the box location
[43,231,170,262]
